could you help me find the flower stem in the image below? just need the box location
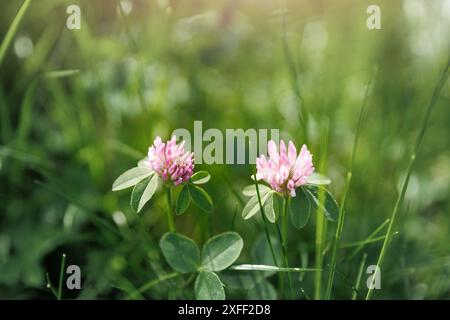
[251,166,279,268]
[275,198,295,299]
[282,198,288,254]
[165,187,175,232]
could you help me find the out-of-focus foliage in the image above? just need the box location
[0,0,449,299]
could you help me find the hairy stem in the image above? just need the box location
[165,187,175,232]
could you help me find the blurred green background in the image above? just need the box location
[0,0,449,299]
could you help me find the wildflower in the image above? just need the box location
[255,140,314,197]
[113,136,211,215]
[147,136,194,186]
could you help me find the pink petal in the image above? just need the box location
[279,140,286,158]
[288,141,297,166]
[267,140,278,160]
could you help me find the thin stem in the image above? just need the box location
[165,187,175,232]
[314,121,330,299]
[251,165,283,297]
[117,0,138,51]
[325,171,350,299]
[223,173,245,207]
[314,190,325,300]
[0,0,32,69]
[348,219,390,260]
[275,198,295,299]
[281,12,308,142]
[251,166,279,268]
[181,273,196,289]
[366,59,449,300]
[300,287,312,300]
[325,71,374,300]
[352,253,367,300]
[128,272,180,299]
[282,198,288,254]
[57,253,66,300]
[366,155,414,300]
[114,275,145,300]
[46,273,58,298]
[230,264,320,272]
[341,234,396,249]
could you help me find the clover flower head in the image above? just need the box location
[147,136,194,186]
[256,140,314,197]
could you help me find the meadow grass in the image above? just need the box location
[0,0,449,300]
[325,70,375,299]
[0,0,32,68]
[366,59,450,300]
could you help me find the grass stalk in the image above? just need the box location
[314,190,325,299]
[348,219,389,260]
[325,72,374,299]
[341,234,397,249]
[352,253,368,300]
[281,14,308,142]
[314,121,330,299]
[366,59,449,300]
[57,253,66,300]
[0,0,32,69]
[45,272,58,298]
[230,264,320,272]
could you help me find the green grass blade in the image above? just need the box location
[108,139,146,160]
[352,253,367,300]
[230,264,320,273]
[15,79,37,149]
[347,219,390,260]
[281,14,307,141]
[314,120,330,299]
[45,272,58,298]
[0,86,12,141]
[341,234,399,249]
[366,59,449,300]
[325,70,375,299]
[0,0,32,69]
[44,69,80,79]
[57,253,66,300]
